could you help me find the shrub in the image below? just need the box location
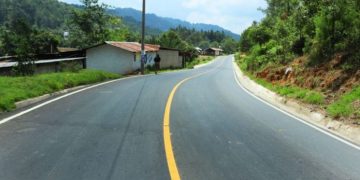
[304,92,325,104]
[328,86,360,118]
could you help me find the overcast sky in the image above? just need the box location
[59,0,267,34]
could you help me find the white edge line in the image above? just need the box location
[231,58,360,151]
[0,75,150,125]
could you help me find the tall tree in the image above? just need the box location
[68,0,110,48]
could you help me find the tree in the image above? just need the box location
[68,0,110,48]
[198,41,210,49]
[108,17,129,42]
[239,0,360,70]
[222,38,238,54]
[159,30,188,51]
[2,18,35,75]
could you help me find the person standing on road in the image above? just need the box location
[154,53,161,75]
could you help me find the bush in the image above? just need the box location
[304,92,325,104]
[328,86,360,118]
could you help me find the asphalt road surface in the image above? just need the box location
[0,55,359,180]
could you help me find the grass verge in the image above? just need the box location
[327,86,360,118]
[0,69,120,112]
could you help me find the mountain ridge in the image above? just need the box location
[108,7,240,40]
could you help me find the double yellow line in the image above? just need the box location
[163,58,225,180]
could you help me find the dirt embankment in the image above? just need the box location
[256,54,360,123]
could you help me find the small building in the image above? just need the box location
[204,47,223,56]
[158,47,183,69]
[86,42,159,74]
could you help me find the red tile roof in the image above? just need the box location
[105,41,160,53]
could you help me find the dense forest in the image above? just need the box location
[239,0,360,71]
[0,0,238,57]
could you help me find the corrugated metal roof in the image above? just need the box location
[57,47,80,53]
[0,57,85,68]
[208,47,223,51]
[105,41,160,53]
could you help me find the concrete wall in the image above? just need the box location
[134,52,157,68]
[158,49,182,69]
[86,45,136,74]
[215,50,220,56]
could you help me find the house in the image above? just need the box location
[204,47,223,56]
[158,47,183,69]
[86,42,160,74]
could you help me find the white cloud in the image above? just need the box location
[182,0,266,33]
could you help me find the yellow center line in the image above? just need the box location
[163,58,225,180]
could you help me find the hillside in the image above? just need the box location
[107,8,240,40]
[238,0,360,122]
[0,0,239,40]
[0,0,72,30]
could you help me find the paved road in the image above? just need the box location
[0,55,359,180]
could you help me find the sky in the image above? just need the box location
[59,0,267,34]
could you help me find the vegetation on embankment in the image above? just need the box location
[237,1,360,123]
[235,53,360,123]
[328,87,360,119]
[235,54,325,105]
[0,70,120,112]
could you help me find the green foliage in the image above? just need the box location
[328,86,360,118]
[303,92,325,104]
[236,57,325,105]
[159,30,188,51]
[67,0,110,48]
[239,0,360,69]
[222,38,238,54]
[0,70,120,111]
[0,0,72,29]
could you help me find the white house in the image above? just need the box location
[158,47,183,69]
[86,42,159,74]
[204,47,223,56]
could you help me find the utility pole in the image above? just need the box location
[140,0,146,75]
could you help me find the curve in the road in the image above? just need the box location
[163,58,225,180]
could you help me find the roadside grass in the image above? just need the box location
[235,53,325,105]
[186,56,213,69]
[327,86,360,119]
[0,70,120,112]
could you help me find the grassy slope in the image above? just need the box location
[0,70,120,111]
[328,87,360,118]
[235,54,325,105]
[235,53,360,122]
